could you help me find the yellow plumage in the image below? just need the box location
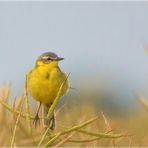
[27,61,69,104]
[27,52,69,129]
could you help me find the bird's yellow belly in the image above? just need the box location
[27,68,68,105]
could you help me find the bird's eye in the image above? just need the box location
[47,57,52,61]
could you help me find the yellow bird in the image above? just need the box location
[27,52,69,129]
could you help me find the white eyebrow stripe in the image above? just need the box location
[42,56,50,60]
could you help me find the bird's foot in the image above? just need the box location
[49,116,56,130]
[33,114,40,128]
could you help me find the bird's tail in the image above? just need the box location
[42,104,56,130]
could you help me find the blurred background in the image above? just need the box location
[0,1,148,117]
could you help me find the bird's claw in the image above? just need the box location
[33,114,40,128]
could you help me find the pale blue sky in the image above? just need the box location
[0,2,148,105]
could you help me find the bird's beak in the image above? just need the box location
[57,57,64,61]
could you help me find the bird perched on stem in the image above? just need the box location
[27,52,69,129]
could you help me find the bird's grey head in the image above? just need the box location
[36,52,64,65]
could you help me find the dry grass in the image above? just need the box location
[0,83,147,147]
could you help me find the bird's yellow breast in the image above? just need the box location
[27,63,69,105]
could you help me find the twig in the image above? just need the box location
[77,129,131,138]
[138,95,148,110]
[10,97,24,147]
[53,133,74,147]
[68,137,102,143]
[44,116,98,146]
[55,102,68,116]
[24,75,32,135]
[45,133,61,147]
[37,127,50,147]
[101,111,112,132]
[47,73,70,123]
[0,99,34,119]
